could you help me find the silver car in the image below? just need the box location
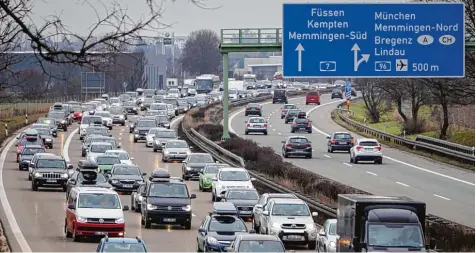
[161,140,191,162]
[245,117,268,135]
[152,129,179,152]
[145,127,164,147]
[86,142,114,161]
[316,219,337,252]
[94,111,113,130]
[131,183,146,212]
[252,193,297,232]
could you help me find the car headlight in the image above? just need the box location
[132,107,137,110]
[138,195,143,202]
[147,204,157,210]
[76,216,87,223]
[115,217,124,224]
[134,129,139,133]
[45,138,52,142]
[119,115,124,119]
[186,151,191,155]
[329,242,336,248]
[155,139,160,144]
[34,172,41,178]
[164,150,170,155]
[111,180,119,184]
[61,173,68,178]
[61,120,66,123]
[182,205,191,211]
[186,167,192,171]
[306,223,316,230]
[207,237,218,244]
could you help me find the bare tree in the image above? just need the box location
[180,29,221,75]
[14,69,50,100]
[355,79,385,123]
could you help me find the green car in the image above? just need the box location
[95,155,121,174]
[199,164,229,191]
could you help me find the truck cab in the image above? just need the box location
[336,194,432,252]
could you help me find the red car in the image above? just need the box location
[16,130,44,162]
[71,106,84,120]
[306,91,321,105]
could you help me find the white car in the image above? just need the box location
[104,149,135,165]
[212,167,256,202]
[79,115,103,140]
[109,97,122,107]
[349,138,383,164]
[167,89,180,98]
[245,117,268,135]
[86,142,114,161]
[94,111,113,130]
[229,89,238,100]
[145,127,163,147]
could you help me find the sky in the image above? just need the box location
[29,0,403,37]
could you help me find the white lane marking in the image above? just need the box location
[0,134,33,251]
[119,132,122,136]
[269,125,272,128]
[366,171,378,176]
[119,137,122,141]
[396,182,410,187]
[323,154,331,158]
[63,128,79,162]
[343,162,352,167]
[307,99,475,187]
[278,133,282,135]
[272,129,276,131]
[433,194,451,200]
[192,213,196,217]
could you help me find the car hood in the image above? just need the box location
[147,197,190,206]
[270,215,314,224]
[207,231,248,241]
[87,152,103,159]
[109,174,143,181]
[77,208,123,219]
[120,160,133,165]
[224,199,259,206]
[110,113,123,117]
[101,117,112,121]
[20,154,34,161]
[165,148,190,153]
[80,124,90,129]
[187,162,213,168]
[156,138,177,144]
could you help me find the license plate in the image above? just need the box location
[286,235,303,240]
[163,218,176,222]
[300,128,306,130]
[46,179,57,183]
[224,247,229,251]
[95,231,108,235]
[240,211,252,214]
[253,125,261,127]
[365,148,373,151]
[122,184,133,188]
[339,142,347,144]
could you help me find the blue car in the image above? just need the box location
[97,236,148,252]
[327,132,354,153]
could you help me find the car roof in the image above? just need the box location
[219,167,247,172]
[33,153,55,157]
[90,142,114,146]
[266,193,297,198]
[358,138,379,142]
[287,135,308,139]
[32,123,49,127]
[75,187,117,194]
[238,234,281,241]
[37,155,64,160]
[102,237,145,244]
[105,150,127,154]
[333,131,350,135]
[248,117,264,120]
[23,145,45,149]
[271,198,306,204]
[96,154,120,158]
[189,153,212,156]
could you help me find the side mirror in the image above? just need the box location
[318,229,326,237]
[122,205,129,211]
[255,204,263,209]
[117,144,121,148]
[142,172,147,176]
[251,178,256,181]
[190,194,197,199]
[67,203,75,209]
[262,210,269,216]
[312,212,318,217]
[198,228,207,234]
[131,157,135,160]
[67,164,74,170]
[109,134,113,137]
[281,141,285,144]
[189,146,193,150]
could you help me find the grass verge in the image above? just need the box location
[181,103,475,252]
[0,103,52,120]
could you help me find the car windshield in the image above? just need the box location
[368,224,424,248]
[20,138,42,146]
[248,103,259,107]
[203,165,225,174]
[82,104,95,111]
[196,96,206,101]
[289,138,309,144]
[227,190,259,200]
[110,98,120,104]
[151,104,167,110]
[329,223,337,235]
[145,111,161,117]
[137,120,156,127]
[238,241,284,252]
[87,128,108,135]
[78,172,107,183]
[109,107,122,114]
[283,104,296,109]
[187,97,196,103]
[148,128,160,135]
[37,159,65,169]
[272,204,310,216]
[149,183,189,198]
[163,99,176,104]
[155,131,177,138]
[177,100,188,105]
[96,157,121,165]
[219,171,249,181]
[90,139,116,147]
[229,89,238,94]
[71,106,82,112]
[47,113,63,119]
[359,141,379,146]
[295,118,309,123]
[106,152,129,160]
[166,141,188,148]
[112,166,140,175]
[82,117,102,124]
[144,98,153,103]
[332,89,341,93]
[168,89,179,94]
[157,116,169,123]
[209,216,247,232]
[35,128,50,135]
[334,133,352,139]
[249,118,265,123]
[78,193,121,209]
[95,112,111,117]
[308,92,319,96]
[21,148,45,155]
[124,102,135,106]
[90,144,112,153]
[102,243,146,252]
[189,155,213,163]
[287,110,299,115]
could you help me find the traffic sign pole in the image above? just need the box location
[282,3,465,78]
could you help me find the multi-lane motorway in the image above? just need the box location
[229,94,475,228]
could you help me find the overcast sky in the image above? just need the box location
[29,0,400,37]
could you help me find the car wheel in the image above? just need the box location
[121,123,125,126]
[308,242,316,250]
[354,156,359,164]
[184,221,192,230]
[291,129,295,133]
[62,185,67,192]
[64,219,72,238]
[153,148,157,152]
[283,152,288,158]
[329,148,333,153]
[307,154,312,159]
[50,144,54,149]
[144,217,151,229]
[72,226,80,242]
[133,138,137,143]
[264,131,267,135]
[31,180,38,191]
[318,102,321,105]
[252,217,260,232]
[350,156,354,163]
[109,126,113,130]
[245,113,248,116]
[308,130,312,133]
[63,127,68,131]
[245,131,248,135]
[212,192,216,202]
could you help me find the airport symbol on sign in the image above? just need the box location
[396,59,408,71]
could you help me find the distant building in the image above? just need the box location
[244,56,282,80]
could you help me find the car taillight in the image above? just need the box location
[350,140,354,144]
[292,122,296,126]
[286,144,292,147]
[264,124,267,128]
[307,122,312,127]
[282,109,286,112]
[331,140,335,144]
[255,107,259,110]
[356,146,364,151]
[246,107,251,110]
[247,124,250,127]
[306,143,312,147]
[375,146,382,151]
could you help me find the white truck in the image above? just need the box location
[244,74,257,90]
[166,78,179,89]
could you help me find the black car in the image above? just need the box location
[281,136,313,158]
[65,163,112,198]
[156,115,171,129]
[133,119,157,142]
[30,155,73,191]
[327,132,354,152]
[272,89,288,104]
[181,153,215,180]
[331,88,344,99]
[245,103,262,116]
[18,145,46,170]
[284,109,300,124]
[128,116,140,133]
[290,117,312,133]
[140,177,196,229]
[106,164,146,193]
[221,188,260,219]
[47,111,68,131]
[123,101,139,114]
[36,118,58,137]
[34,128,54,148]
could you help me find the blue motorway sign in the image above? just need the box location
[282,3,465,78]
[345,81,352,99]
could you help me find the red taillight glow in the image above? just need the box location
[282,109,286,112]
[292,122,296,126]
[246,107,251,110]
[264,124,267,128]
[331,140,336,144]
[247,124,251,127]
[356,146,364,151]
[350,140,354,145]
[286,144,292,147]
[306,143,312,147]
[307,122,312,127]
[375,146,382,151]
[255,107,259,110]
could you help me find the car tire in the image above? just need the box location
[184,221,192,230]
[64,219,72,238]
[109,126,113,130]
[62,185,67,192]
[31,180,38,191]
[264,131,267,135]
[199,182,202,191]
[283,152,288,158]
[350,156,354,163]
[329,148,333,153]
[28,174,31,181]
[135,205,141,213]
[285,121,288,124]
[281,116,284,119]
[153,148,157,152]
[318,102,321,105]
[245,131,248,135]
[63,127,67,131]
[121,123,125,126]
[308,130,312,133]
[144,218,151,229]
[50,144,53,149]
[353,156,359,164]
[308,242,316,250]
[131,198,135,210]
[212,193,216,202]
[72,227,80,242]
[81,153,85,157]
[307,154,312,159]
[134,138,138,143]
[129,130,133,133]
[245,113,248,116]
[291,129,295,133]
[376,159,383,164]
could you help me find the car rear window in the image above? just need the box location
[288,110,299,115]
[332,89,341,93]
[284,104,296,109]
[359,141,379,147]
[248,103,259,107]
[307,92,319,96]
[249,118,265,123]
[295,118,309,123]
[334,133,352,139]
[289,138,309,143]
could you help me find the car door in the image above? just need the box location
[197,216,210,248]
[261,201,273,233]
[253,194,267,226]
[66,191,77,231]
[318,220,329,251]
[67,172,79,195]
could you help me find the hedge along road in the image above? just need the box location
[229,94,475,228]
[0,114,235,252]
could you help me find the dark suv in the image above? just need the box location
[331,88,343,99]
[140,177,196,229]
[30,155,73,191]
[106,164,146,193]
[281,136,313,159]
[284,109,300,124]
[272,89,288,104]
[133,119,157,142]
[291,117,312,133]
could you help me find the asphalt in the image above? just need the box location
[229,94,475,228]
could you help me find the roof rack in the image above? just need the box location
[150,177,184,183]
[210,202,238,216]
[149,168,170,180]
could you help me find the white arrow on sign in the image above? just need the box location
[351,43,370,71]
[295,43,304,72]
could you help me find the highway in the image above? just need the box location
[229,93,475,228]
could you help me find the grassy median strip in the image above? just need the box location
[180,103,475,252]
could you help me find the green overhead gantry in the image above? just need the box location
[218,28,475,141]
[219,28,282,141]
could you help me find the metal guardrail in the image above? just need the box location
[332,103,475,165]
[415,135,475,156]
